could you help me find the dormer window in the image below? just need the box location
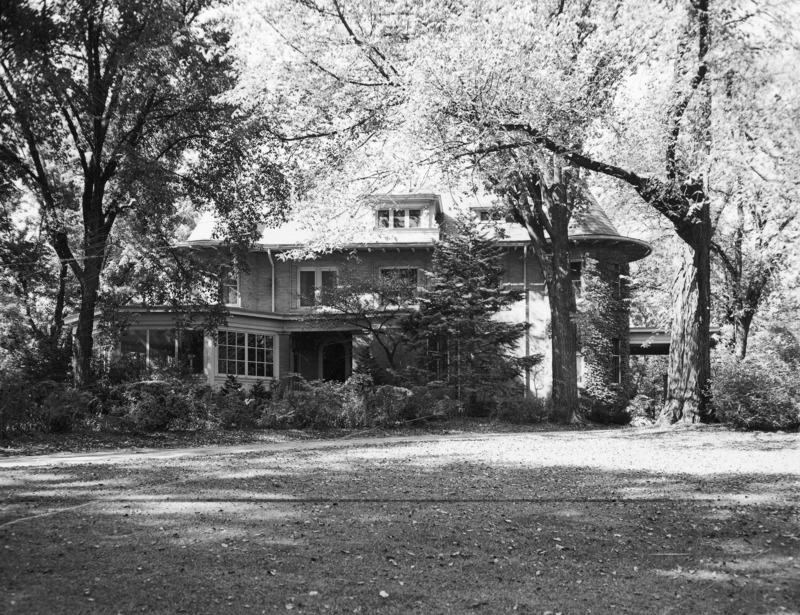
[476,209,514,223]
[377,208,421,229]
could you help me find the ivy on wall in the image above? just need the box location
[576,252,634,410]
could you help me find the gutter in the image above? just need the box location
[267,248,276,313]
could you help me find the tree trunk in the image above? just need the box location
[733,311,753,361]
[49,263,68,342]
[544,175,579,424]
[74,253,102,387]
[547,269,579,423]
[658,229,713,424]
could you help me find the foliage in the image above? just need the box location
[493,396,551,425]
[407,218,535,403]
[353,346,388,385]
[312,257,419,371]
[580,393,631,426]
[711,349,800,433]
[0,376,90,435]
[0,0,290,385]
[262,375,413,429]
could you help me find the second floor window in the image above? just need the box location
[377,208,421,228]
[611,263,622,299]
[380,267,419,304]
[611,338,621,384]
[220,267,240,306]
[570,261,582,296]
[299,268,337,307]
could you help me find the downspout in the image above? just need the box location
[267,249,276,313]
[524,245,530,398]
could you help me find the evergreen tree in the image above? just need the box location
[408,219,539,404]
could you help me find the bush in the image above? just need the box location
[494,396,551,424]
[123,381,198,433]
[712,355,800,431]
[259,376,413,429]
[580,393,631,425]
[210,390,260,430]
[40,388,92,433]
[0,377,89,435]
[627,394,658,426]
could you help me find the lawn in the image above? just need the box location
[1,426,798,614]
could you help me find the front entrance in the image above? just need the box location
[291,332,352,382]
[322,342,348,382]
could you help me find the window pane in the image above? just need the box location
[378,210,390,228]
[178,329,205,374]
[320,270,336,290]
[408,209,421,227]
[149,329,174,367]
[121,330,147,355]
[220,267,239,305]
[393,209,405,228]
[570,262,582,294]
[300,270,316,306]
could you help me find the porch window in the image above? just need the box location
[217,331,274,377]
[119,328,203,374]
[298,268,337,307]
[611,338,621,384]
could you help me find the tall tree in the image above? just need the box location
[0,0,286,385]
[408,218,535,404]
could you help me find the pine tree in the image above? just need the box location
[409,219,539,405]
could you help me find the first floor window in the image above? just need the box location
[217,331,274,377]
[611,338,621,384]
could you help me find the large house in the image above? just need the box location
[106,193,651,398]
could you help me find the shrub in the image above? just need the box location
[712,355,800,431]
[494,396,551,424]
[580,392,631,425]
[0,377,88,434]
[39,388,92,433]
[363,385,413,425]
[210,391,260,430]
[123,381,195,433]
[627,394,658,425]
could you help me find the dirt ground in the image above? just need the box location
[1,425,798,614]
